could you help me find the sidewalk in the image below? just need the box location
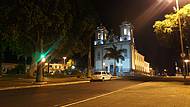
[0,76,90,91]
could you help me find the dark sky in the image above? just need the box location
[92,0,190,71]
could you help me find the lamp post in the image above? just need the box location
[174,0,187,80]
[186,46,190,75]
[187,46,190,59]
[184,59,190,76]
[62,57,67,71]
[63,57,67,65]
[175,0,185,58]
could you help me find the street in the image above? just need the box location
[68,82,190,107]
[0,80,141,107]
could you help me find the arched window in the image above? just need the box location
[124,28,127,35]
[98,32,101,39]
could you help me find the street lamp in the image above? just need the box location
[174,0,188,80]
[184,59,190,76]
[184,59,190,63]
[63,57,67,65]
[175,0,185,58]
[41,57,46,63]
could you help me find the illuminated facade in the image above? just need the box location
[44,63,68,73]
[94,21,150,76]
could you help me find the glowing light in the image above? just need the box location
[71,65,75,69]
[63,57,67,65]
[124,28,127,35]
[103,62,106,66]
[135,0,172,31]
[40,54,45,59]
[157,0,173,4]
[35,37,64,64]
[184,59,190,63]
[41,58,46,63]
[63,57,67,60]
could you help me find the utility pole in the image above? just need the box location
[175,0,186,80]
[186,46,190,75]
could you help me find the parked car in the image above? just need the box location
[91,71,112,81]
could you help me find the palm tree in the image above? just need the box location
[104,45,126,76]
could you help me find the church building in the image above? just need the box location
[94,21,150,76]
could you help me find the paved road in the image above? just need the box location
[0,80,141,107]
[68,82,190,107]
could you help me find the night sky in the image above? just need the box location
[92,0,190,71]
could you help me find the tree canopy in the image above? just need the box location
[0,0,99,74]
[104,45,125,63]
[153,4,190,46]
[0,0,73,57]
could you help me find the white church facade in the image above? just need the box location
[94,21,150,76]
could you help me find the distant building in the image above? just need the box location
[93,21,150,76]
[1,63,18,73]
[44,63,68,73]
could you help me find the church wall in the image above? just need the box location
[94,21,151,76]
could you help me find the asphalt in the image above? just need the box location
[63,82,190,107]
[0,80,141,107]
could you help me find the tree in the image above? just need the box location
[153,4,190,47]
[104,45,125,76]
[0,0,99,79]
[0,0,73,80]
[63,0,99,77]
[153,4,190,76]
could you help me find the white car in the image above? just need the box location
[91,71,112,81]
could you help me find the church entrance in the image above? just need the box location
[110,65,119,76]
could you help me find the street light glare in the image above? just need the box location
[63,57,67,60]
[135,0,171,30]
[41,58,46,63]
[167,0,173,4]
[157,0,173,4]
[184,59,190,63]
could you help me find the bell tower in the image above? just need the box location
[94,24,108,45]
[119,21,134,43]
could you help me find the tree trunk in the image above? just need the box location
[27,30,39,78]
[113,60,117,76]
[36,33,44,82]
[47,62,50,73]
[27,56,37,78]
[24,56,27,73]
[183,61,187,80]
[0,52,3,75]
[36,64,44,82]
[87,39,92,78]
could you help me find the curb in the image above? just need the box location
[0,81,90,91]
